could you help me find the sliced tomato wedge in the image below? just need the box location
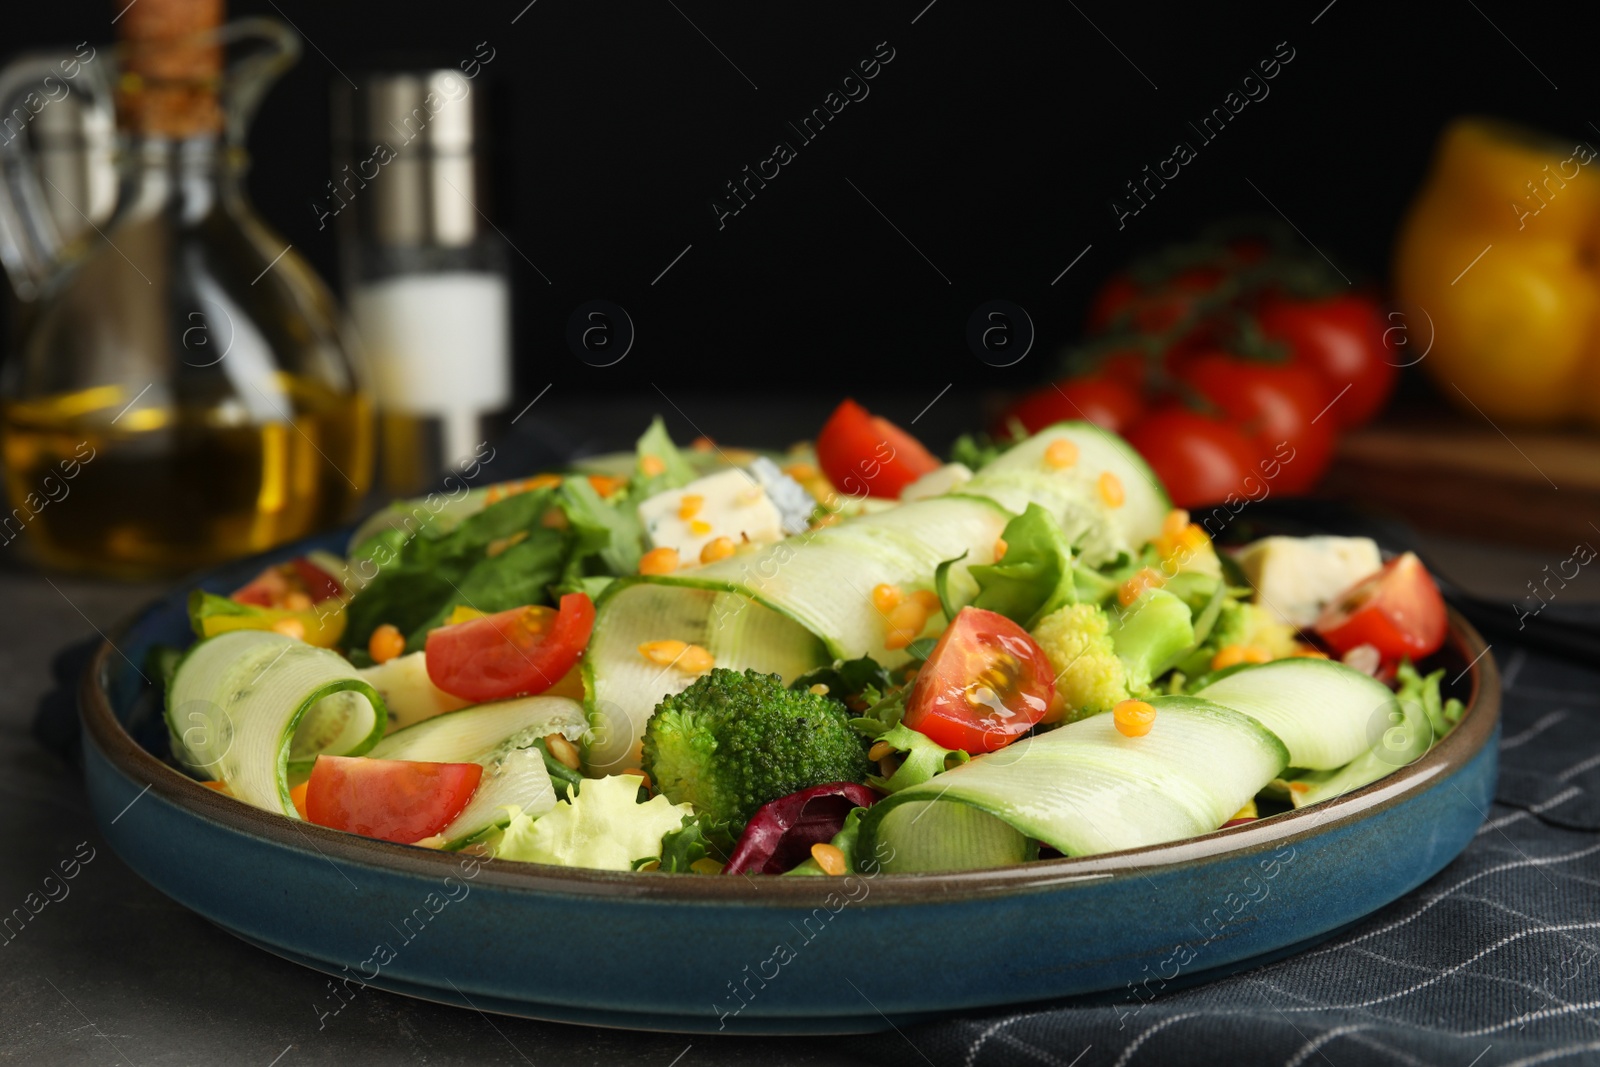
[424,593,596,703]
[815,399,940,499]
[903,607,1056,753]
[304,756,483,844]
[1313,552,1447,663]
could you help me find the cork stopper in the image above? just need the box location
[116,0,225,137]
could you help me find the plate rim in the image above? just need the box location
[81,583,1500,903]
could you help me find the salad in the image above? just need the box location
[163,401,1463,876]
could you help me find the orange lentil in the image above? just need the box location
[1162,509,1189,539]
[677,644,715,674]
[368,623,405,664]
[910,590,943,615]
[810,842,848,876]
[621,768,654,791]
[700,536,737,564]
[994,537,1008,559]
[1291,646,1330,659]
[689,519,713,536]
[587,473,627,498]
[1113,699,1157,738]
[691,436,716,452]
[1211,644,1272,671]
[889,601,928,633]
[1099,470,1125,508]
[201,780,230,794]
[1118,567,1166,607]
[527,473,564,490]
[640,454,667,477]
[283,591,313,612]
[784,462,820,481]
[638,639,687,665]
[678,494,705,520]
[871,583,903,614]
[1044,438,1079,469]
[638,546,680,575]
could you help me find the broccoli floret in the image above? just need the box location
[1173,597,1300,683]
[641,668,872,826]
[1208,599,1299,658]
[1031,589,1195,721]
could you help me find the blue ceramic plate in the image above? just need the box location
[80,534,1500,1034]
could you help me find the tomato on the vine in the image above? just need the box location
[1087,267,1226,336]
[903,607,1055,754]
[815,399,940,499]
[1001,375,1145,436]
[1178,353,1336,495]
[1255,292,1396,429]
[1124,407,1264,508]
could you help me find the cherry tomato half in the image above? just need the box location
[1002,375,1146,437]
[305,756,483,844]
[232,556,343,608]
[1178,352,1336,495]
[1313,552,1447,663]
[815,399,940,499]
[1256,292,1396,429]
[425,593,596,703]
[1123,407,1265,509]
[903,607,1056,753]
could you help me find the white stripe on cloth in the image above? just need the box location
[1501,709,1571,751]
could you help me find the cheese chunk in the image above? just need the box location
[637,468,785,565]
[1234,535,1383,628]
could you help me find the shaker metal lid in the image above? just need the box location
[331,70,487,248]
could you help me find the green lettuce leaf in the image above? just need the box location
[969,503,1078,628]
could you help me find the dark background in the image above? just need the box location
[1,0,1590,413]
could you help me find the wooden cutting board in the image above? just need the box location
[1318,411,1600,553]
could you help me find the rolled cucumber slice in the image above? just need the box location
[1196,657,1400,770]
[370,696,589,846]
[1278,683,1435,807]
[166,630,387,817]
[358,651,469,732]
[582,495,1010,772]
[861,696,1287,870]
[965,421,1169,564]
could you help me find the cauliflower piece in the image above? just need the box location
[1030,604,1132,721]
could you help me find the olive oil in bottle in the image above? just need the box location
[0,0,372,577]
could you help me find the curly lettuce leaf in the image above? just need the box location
[491,774,693,871]
[868,723,970,794]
